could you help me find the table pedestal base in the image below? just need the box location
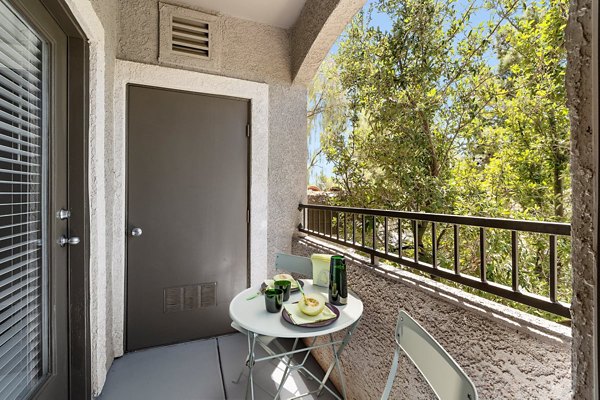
[243,321,359,400]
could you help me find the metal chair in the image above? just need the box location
[231,253,313,389]
[381,310,478,400]
[275,252,313,277]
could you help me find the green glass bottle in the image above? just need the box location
[328,255,347,305]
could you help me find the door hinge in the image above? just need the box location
[246,124,250,137]
[247,209,250,224]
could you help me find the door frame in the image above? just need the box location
[114,60,269,356]
[15,1,91,399]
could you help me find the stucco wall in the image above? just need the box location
[565,0,595,398]
[293,236,572,400]
[268,84,308,275]
[291,0,366,85]
[118,0,291,85]
[88,1,120,395]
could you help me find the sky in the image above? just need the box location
[307,0,504,186]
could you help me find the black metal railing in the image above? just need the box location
[298,203,571,318]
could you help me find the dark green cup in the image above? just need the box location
[265,288,283,313]
[274,280,292,301]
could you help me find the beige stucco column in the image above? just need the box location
[566,0,597,398]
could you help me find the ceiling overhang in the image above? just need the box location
[173,0,307,29]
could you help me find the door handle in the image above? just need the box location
[58,235,80,247]
[57,208,71,220]
[131,227,143,237]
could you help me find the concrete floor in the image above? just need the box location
[98,333,339,400]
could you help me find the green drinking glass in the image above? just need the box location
[274,280,292,301]
[265,288,283,313]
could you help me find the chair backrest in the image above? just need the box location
[383,310,478,400]
[274,253,312,278]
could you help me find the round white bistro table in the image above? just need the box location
[229,280,363,400]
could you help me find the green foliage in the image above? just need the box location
[308,0,571,321]
[307,58,348,182]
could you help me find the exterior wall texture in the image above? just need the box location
[88,1,120,395]
[291,0,366,85]
[293,236,572,400]
[268,84,309,275]
[565,0,596,398]
[118,0,292,85]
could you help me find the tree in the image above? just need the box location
[307,58,347,184]
[307,0,571,318]
[452,0,570,221]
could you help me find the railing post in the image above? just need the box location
[432,222,437,268]
[549,235,557,303]
[319,210,323,235]
[352,213,356,244]
[361,214,365,246]
[480,227,487,283]
[453,224,459,274]
[414,220,419,263]
[371,253,379,266]
[372,215,376,251]
[512,231,519,292]
[398,218,403,259]
[384,216,388,254]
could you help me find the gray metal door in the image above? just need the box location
[127,85,249,351]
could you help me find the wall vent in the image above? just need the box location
[171,16,210,59]
[159,3,221,70]
[163,282,217,313]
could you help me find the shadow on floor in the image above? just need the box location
[98,333,339,400]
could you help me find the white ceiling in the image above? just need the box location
[175,0,308,29]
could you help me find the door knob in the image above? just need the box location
[58,235,80,247]
[131,227,143,237]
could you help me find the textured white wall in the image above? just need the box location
[291,0,366,84]
[119,0,292,84]
[112,59,270,357]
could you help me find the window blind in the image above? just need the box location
[0,1,46,399]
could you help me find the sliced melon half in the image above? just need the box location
[273,273,298,288]
[298,293,326,316]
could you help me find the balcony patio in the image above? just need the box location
[98,333,339,400]
[0,0,593,400]
[92,201,573,399]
